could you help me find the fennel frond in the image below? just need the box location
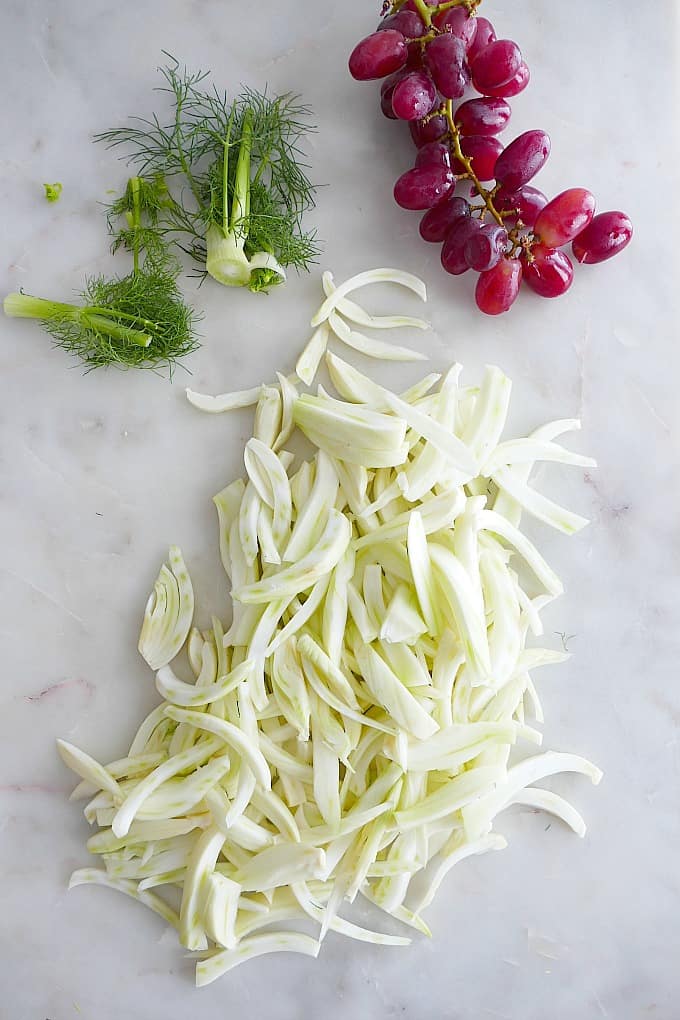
[95,56,320,293]
[4,175,200,371]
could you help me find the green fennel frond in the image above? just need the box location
[4,266,200,373]
[105,173,182,275]
[66,267,199,370]
[4,174,200,372]
[94,55,320,291]
[201,89,319,262]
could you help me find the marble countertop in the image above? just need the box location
[1,1,678,1017]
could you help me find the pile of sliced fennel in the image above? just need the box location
[59,268,601,987]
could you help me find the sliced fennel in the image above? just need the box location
[294,267,429,385]
[311,268,426,326]
[60,267,598,988]
[185,385,265,414]
[138,547,194,671]
[296,322,330,387]
[321,271,429,332]
[328,308,427,362]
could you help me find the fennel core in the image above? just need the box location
[94,58,320,293]
[206,109,286,290]
[3,176,200,370]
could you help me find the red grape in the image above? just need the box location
[455,97,511,136]
[471,40,522,92]
[349,30,408,81]
[475,258,523,314]
[392,70,438,120]
[496,185,547,228]
[410,114,448,147]
[419,196,470,243]
[494,130,551,191]
[432,7,478,49]
[534,188,596,246]
[480,62,530,98]
[522,245,574,297]
[467,17,496,63]
[464,223,508,271]
[458,135,504,182]
[348,8,632,315]
[415,140,452,169]
[381,91,398,119]
[405,43,425,69]
[441,216,483,275]
[571,211,633,264]
[394,165,455,210]
[424,35,468,100]
[380,71,407,119]
[378,11,426,38]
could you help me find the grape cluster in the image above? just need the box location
[349,0,633,315]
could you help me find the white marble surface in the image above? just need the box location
[1,1,679,1017]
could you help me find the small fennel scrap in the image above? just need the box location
[43,182,63,203]
[59,269,600,987]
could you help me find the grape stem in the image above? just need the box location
[433,0,480,14]
[391,0,478,19]
[511,233,536,260]
[409,0,435,27]
[443,99,504,227]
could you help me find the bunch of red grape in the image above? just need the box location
[348,0,633,315]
